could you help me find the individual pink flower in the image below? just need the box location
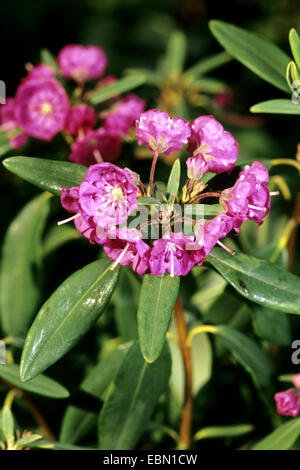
[79,163,138,228]
[15,79,69,141]
[0,98,28,148]
[65,104,97,135]
[57,45,107,82]
[149,233,196,277]
[24,64,56,83]
[135,109,191,155]
[275,389,300,417]
[103,94,146,137]
[188,115,238,174]
[69,128,121,166]
[220,161,270,226]
[103,228,150,275]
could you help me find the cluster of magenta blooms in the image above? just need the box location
[2,43,297,418]
[0,45,145,165]
[60,107,271,278]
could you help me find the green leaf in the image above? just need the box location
[20,259,119,381]
[286,61,300,92]
[98,341,171,450]
[88,75,146,105]
[164,31,187,77]
[15,434,43,448]
[289,28,300,71]
[60,343,130,444]
[113,269,139,341]
[167,158,181,199]
[252,307,291,346]
[3,157,86,196]
[0,193,51,336]
[208,247,300,314]
[252,418,300,450]
[209,20,290,92]
[214,325,272,389]
[0,364,69,398]
[2,406,14,440]
[184,51,232,79]
[40,49,59,73]
[137,274,180,363]
[250,99,300,115]
[26,439,95,450]
[43,225,81,257]
[194,424,254,441]
[192,77,227,94]
[125,68,164,86]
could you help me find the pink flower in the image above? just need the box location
[15,79,69,141]
[149,233,196,276]
[0,98,28,148]
[57,45,107,82]
[135,109,191,155]
[24,64,56,83]
[275,389,300,417]
[188,115,238,174]
[69,128,121,166]
[65,104,97,135]
[79,163,138,228]
[220,161,270,226]
[103,94,146,137]
[103,228,150,275]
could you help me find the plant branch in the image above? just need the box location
[0,378,55,441]
[173,296,193,449]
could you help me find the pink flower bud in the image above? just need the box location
[275,389,300,417]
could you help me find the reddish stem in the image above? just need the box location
[149,149,159,196]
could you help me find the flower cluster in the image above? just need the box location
[274,374,300,417]
[0,44,145,164]
[59,109,272,277]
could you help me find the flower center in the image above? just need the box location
[111,186,123,200]
[40,102,53,115]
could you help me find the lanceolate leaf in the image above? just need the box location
[250,99,300,115]
[60,343,130,444]
[208,248,300,314]
[184,51,232,79]
[214,325,272,389]
[88,75,146,105]
[167,158,181,199]
[194,424,253,441]
[20,259,119,381]
[137,274,180,363]
[289,28,300,71]
[43,225,81,257]
[209,20,290,93]
[163,31,187,77]
[2,157,86,196]
[252,418,300,450]
[0,364,69,399]
[98,341,171,450]
[0,192,51,336]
